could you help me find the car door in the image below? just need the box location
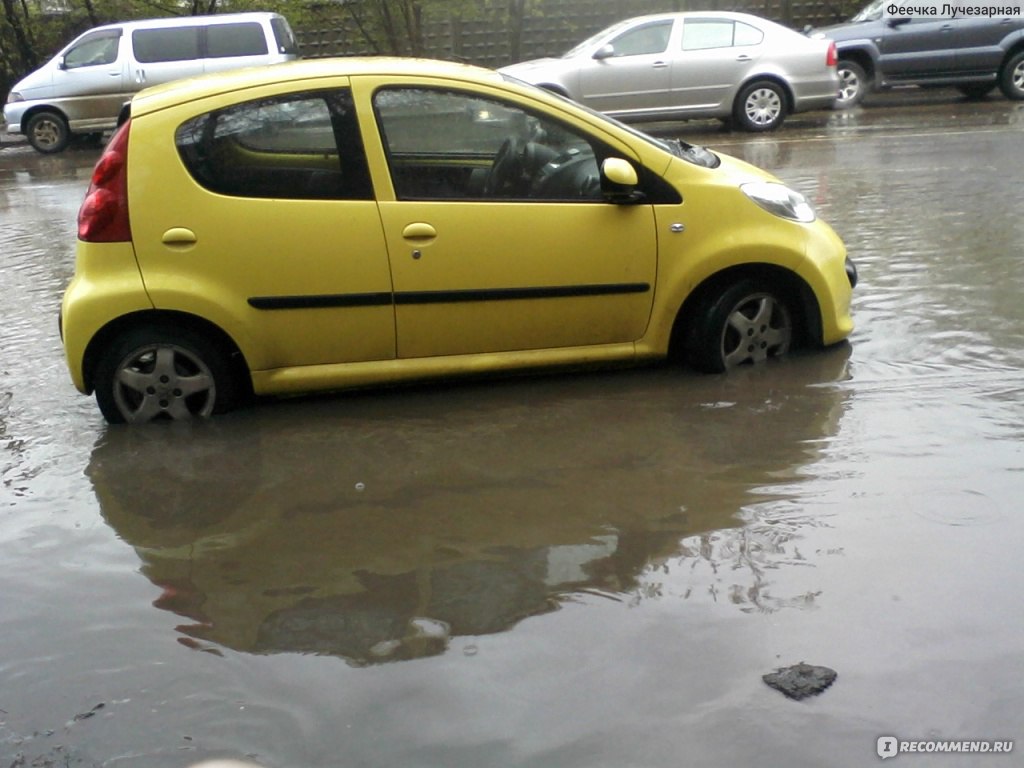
[671,18,764,112]
[128,25,205,90]
[877,17,960,79]
[578,18,675,115]
[955,16,1024,75]
[366,85,658,360]
[131,87,396,371]
[53,29,129,121]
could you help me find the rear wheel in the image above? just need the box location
[689,280,794,373]
[94,326,237,424]
[835,60,867,108]
[26,110,70,154]
[733,81,786,132]
[999,51,1024,100]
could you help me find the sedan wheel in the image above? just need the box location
[734,81,785,132]
[835,60,867,108]
[95,327,234,424]
[690,281,794,373]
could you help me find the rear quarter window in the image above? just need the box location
[270,17,299,55]
[132,27,200,63]
[175,89,373,201]
[206,22,269,58]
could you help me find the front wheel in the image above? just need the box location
[94,326,237,424]
[733,80,786,132]
[689,280,794,373]
[999,51,1024,100]
[26,110,70,154]
[835,60,867,108]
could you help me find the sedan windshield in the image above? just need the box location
[499,72,720,168]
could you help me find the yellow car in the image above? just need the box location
[61,57,856,424]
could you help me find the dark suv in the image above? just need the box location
[810,0,1024,107]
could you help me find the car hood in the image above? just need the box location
[500,57,566,76]
[808,20,883,41]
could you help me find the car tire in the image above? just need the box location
[999,50,1024,100]
[94,326,237,424]
[733,81,786,132]
[26,110,70,154]
[835,60,867,108]
[689,279,794,373]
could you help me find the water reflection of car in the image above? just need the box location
[499,11,839,132]
[60,57,856,424]
[809,0,1024,107]
[89,348,852,665]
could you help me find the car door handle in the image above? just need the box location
[161,227,197,248]
[736,54,752,62]
[652,61,669,69]
[402,222,437,242]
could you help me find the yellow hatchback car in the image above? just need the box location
[61,57,856,424]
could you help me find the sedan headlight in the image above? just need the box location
[741,181,816,223]
[6,91,24,104]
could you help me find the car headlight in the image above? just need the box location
[6,92,24,104]
[741,181,816,223]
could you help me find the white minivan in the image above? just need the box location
[3,12,298,154]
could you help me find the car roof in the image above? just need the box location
[130,56,505,116]
[85,11,285,35]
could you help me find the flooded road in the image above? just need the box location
[2,93,1023,766]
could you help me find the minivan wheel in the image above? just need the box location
[734,81,786,132]
[26,111,70,154]
[94,327,236,424]
[999,51,1024,100]
[689,280,794,373]
[835,60,867,108]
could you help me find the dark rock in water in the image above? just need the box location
[763,663,837,700]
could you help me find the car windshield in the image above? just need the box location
[563,19,633,57]
[851,0,886,22]
[499,72,720,168]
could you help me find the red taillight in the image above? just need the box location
[826,41,837,68]
[78,120,132,243]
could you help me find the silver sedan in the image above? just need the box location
[500,11,838,131]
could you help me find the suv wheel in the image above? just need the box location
[999,51,1024,100]
[835,60,867,108]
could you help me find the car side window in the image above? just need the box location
[610,21,673,56]
[175,89,373,200]
[132,27,201,63]
[64,31,121,69]
[206,22,269,58]
[682,20,731,51]
[373,87,609,202]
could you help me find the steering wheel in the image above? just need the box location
[484,137,523,196]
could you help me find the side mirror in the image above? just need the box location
[601,158,645,204]
[887,16,911,27]
[58,55,68,71]
[593,44,615,61]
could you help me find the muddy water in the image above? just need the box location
[2,97,1022,767]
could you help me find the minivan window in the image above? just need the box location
[175,89,373,200]
[132,27,200,63]
[206,22,268,58]
[64,30,122,69]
